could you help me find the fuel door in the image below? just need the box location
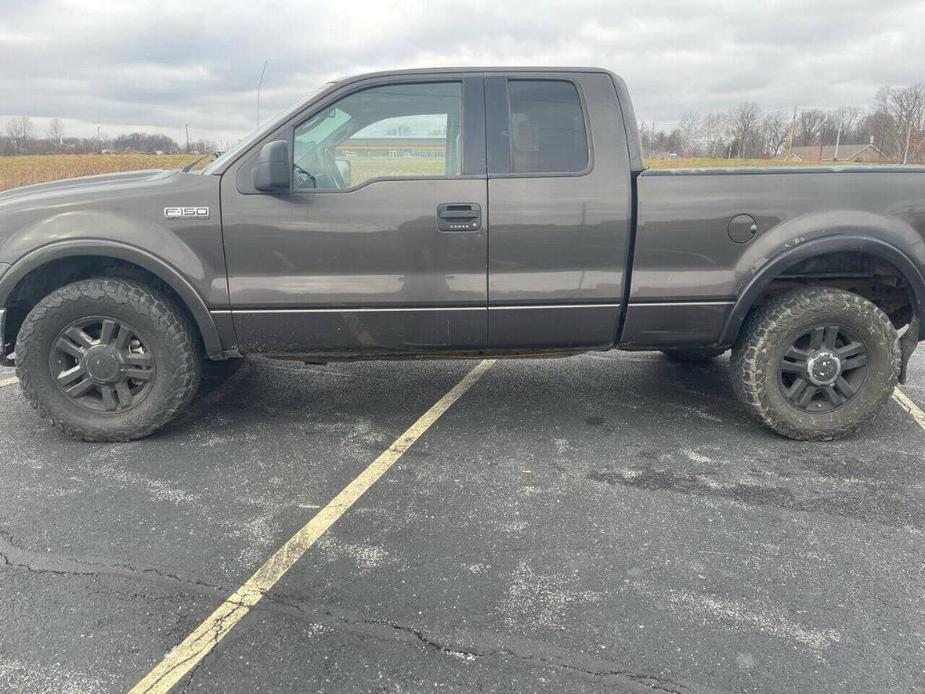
[728,214,758,244]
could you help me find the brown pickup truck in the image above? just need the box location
[1,67,923,442]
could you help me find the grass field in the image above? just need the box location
[345,156,446,185]
[0,153,866,193]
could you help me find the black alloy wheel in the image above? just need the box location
[778,324,869,413]
[49,316,156,413]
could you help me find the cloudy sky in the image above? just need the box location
[2,0,924,146]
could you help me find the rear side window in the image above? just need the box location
[508,80,588,174]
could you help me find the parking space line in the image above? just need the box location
[893,387,925,431]
[0,376,18,388]
[129,359,495,694]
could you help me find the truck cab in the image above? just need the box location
[213,68,638,356]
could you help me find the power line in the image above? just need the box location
[256,60,269,128]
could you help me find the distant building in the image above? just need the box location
[778,143,886,163]
[336,137,445,159]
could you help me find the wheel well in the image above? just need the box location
[756,251,914,328]
[3,256,205,355]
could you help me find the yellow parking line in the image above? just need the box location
[0,376,18,388]
[129,359,495,694]
[893,387,925,431]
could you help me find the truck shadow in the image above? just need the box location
[159,353,923,528]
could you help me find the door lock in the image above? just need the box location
[437,203,481,232]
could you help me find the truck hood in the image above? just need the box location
[0,169,181,205]
[0,167,222,269]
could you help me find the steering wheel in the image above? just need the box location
[293,163,316,189]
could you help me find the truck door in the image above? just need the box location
[220,76,487,354]
[484,71,633,349]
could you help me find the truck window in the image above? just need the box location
[292,82,463,190]
[508,80,588,174]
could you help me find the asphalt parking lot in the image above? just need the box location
[1,349,923,694]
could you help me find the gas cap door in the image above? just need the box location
[728,214,759,244]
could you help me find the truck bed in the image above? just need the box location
[620,165,925,348]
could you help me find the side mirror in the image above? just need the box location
[253,140,291,191]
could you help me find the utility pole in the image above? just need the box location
[185,124,191,154]
[97,125,103,153]
[257,60,269,127]
[787,106,797,156]
[902,120,913,165]
[833,126,841,161]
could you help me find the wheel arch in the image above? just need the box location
[0,240,227,360]
[719,235,925,345]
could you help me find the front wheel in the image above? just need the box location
[730,287,900,441]
[15,278,202,442]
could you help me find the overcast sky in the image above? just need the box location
[2,0,924,146]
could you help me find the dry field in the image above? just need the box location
[0,153,866,193]
[347,155,445,184]
[0,153,203,192]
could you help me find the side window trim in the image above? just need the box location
[485,75,594,179]
[461,75,487,176]
[292,80,462,192]
[284,76,485,195]
[233,74,486,196]
[485,76,511,175]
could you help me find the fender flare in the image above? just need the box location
[0,240,227,357]
[719,235,925,344]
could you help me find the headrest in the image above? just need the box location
[513,123,539,153]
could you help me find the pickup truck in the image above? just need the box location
[1,67,923,442]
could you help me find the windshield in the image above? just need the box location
[293,107,352,167]
[201,83,333,175]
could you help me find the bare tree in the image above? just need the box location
[833,106,862,136]
[796,109,827,147]
[678,110,701,157]
[46,117,65,146]
[761,113,789,157]
[877,84,925,163]
[728,102,761,158]
[860,108,893,153]
[701,112,727,158]
[6,115,34,153]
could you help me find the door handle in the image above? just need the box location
[436,202,481,232]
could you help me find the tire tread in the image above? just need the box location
[730,287,899,441]
[15,278,201,442]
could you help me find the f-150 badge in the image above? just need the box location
[164,207,210,219]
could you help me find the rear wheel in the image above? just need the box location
[730,287,899,441]
[15,278,202,441]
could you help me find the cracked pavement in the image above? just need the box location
[1,351,923,693]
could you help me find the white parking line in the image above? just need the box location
[129,359,495,694]
[893,388,925,431]
[0,376,18,388]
